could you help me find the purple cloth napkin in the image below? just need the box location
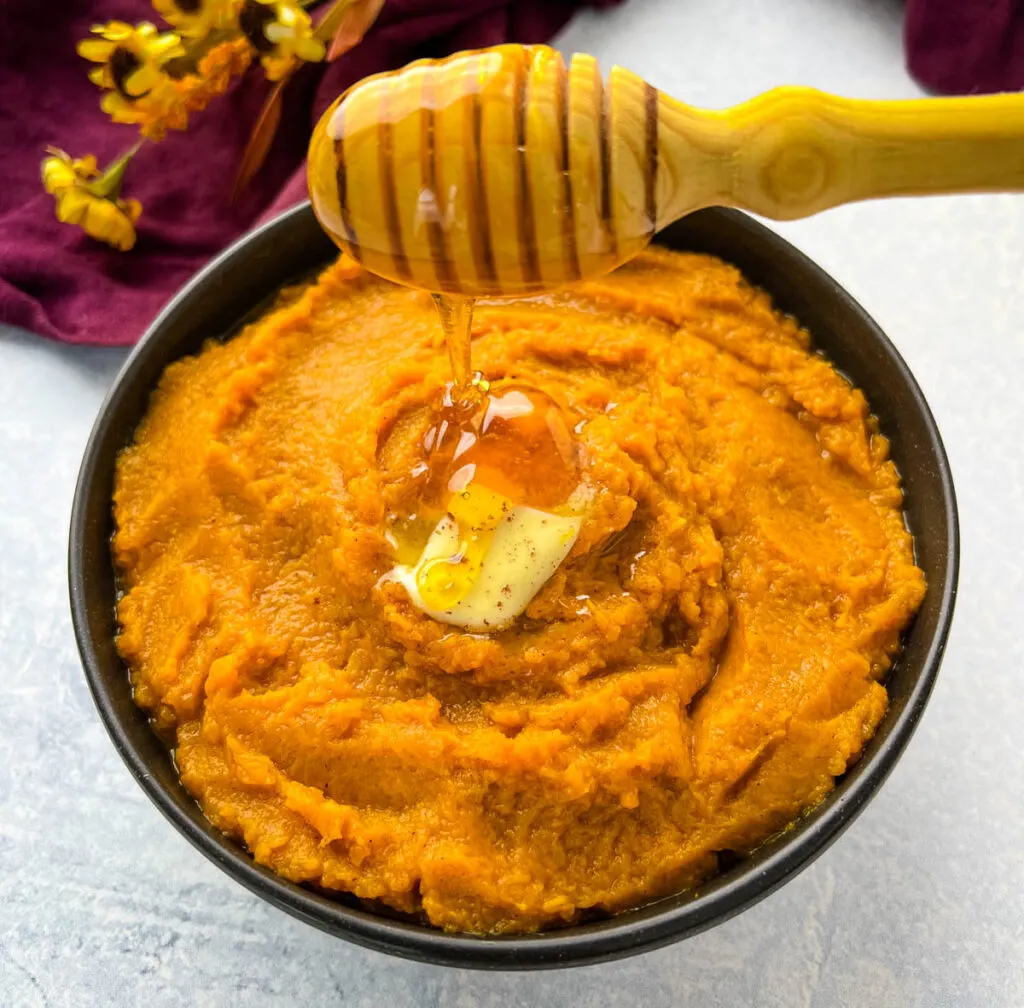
[906,0,1024,94]
[0,0,611,345]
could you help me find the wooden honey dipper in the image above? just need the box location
[308,43,1024,298]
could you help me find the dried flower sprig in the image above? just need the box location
[44,0,383,249]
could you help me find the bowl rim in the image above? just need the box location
[69,201,959,970]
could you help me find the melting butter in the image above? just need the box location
[386,483,584,632]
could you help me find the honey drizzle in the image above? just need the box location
[431,293,475,389]
[386,243,584,619]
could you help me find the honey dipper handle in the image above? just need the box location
[653,86,1024,225]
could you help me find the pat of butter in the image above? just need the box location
[388,504,582,632]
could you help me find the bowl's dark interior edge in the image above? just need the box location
[69,203,958,971]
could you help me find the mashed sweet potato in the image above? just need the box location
[113,247,925,933]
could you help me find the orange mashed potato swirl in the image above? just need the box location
[113,248,925,933]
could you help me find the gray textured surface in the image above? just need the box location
[2,0,1023,1004]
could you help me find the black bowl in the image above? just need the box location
[69,202,958,970]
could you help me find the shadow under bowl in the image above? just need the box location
[69,203,958,970]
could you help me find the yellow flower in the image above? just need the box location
[238,0,325,81]
[41,148,143,252]
[78,22,185,137]
[151,0,242,38]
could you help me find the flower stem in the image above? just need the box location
[84,142,143,200]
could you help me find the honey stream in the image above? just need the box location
[431,294,474,390]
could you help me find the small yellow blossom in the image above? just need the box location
[238,0,325,81]
[41,148,143,252]
[79,22,183,94]
[151,0,242,38]
[79,21,186,137]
